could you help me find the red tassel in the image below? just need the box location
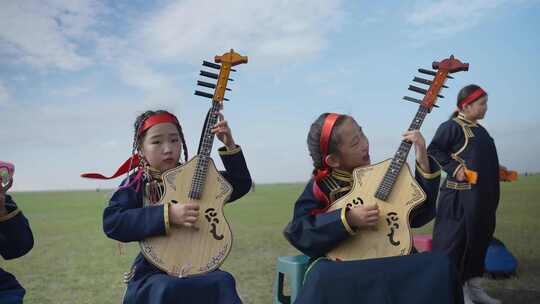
[310,175,331,216]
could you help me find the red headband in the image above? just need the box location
[320,113,340,167]
[314,113,340,181]
[138,112,179,135]
[459,87,486,109]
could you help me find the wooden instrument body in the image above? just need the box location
[140,155,233,277]
[327,158,426,261]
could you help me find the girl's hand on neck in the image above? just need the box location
[403,130,430,173]
[212,112,236,149]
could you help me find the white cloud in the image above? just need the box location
[0,0,103,70]
[118,59,175,93]
[85,0,345,99]
[137,0,344,65]
[405,0,509,38]
[0,1,345,93]
[407,0,503,25]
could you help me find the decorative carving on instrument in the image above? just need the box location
[140,241,164,264]
[406,183,423,205]
[354,167,372,187]
[165,171,178,190]
[216,175,231,200]
[199,244,229,272]
[171,264,193,278]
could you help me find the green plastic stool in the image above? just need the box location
[273,255,309,304]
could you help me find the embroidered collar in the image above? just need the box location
[331,169,353,183]
[457,113,478,127]
[315,169,353,203]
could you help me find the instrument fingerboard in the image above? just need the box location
[375,107,430,200]
[189,101,222,199]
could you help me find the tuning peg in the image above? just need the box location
[194,90,229,101]
[408,85,444,98]
[418,68,436,76]
[202,60,237,72]
[403,96,439,108]
[200,71,218,79]
[194,90,213,99]
[413,77,449,88]
[418,68,454,79]
[203,61,220,70]
[197,81,231,91]
[199,71,234,81]
[408,85,427,95]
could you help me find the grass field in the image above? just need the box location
[3,175,540,303]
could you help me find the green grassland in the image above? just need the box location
[3,175,540,303]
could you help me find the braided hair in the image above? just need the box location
[133,110,189,164]
[306,113,349,173]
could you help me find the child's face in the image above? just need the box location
[463,96,488,120]
[140,122,182,173]
[333,117,370,172]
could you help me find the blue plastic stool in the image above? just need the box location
[273,255,310,304]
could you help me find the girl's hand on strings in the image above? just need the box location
[212,112,236,150]
[346,204,380,229]
[169,202,200,229]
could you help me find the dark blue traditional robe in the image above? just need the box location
[103,146,252,304]
[0,195,34,303]
[428,113,500,282]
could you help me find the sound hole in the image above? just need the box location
[204,208,224,240]
[345,196,364,209]
[386,212,400,246]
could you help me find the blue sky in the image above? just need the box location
[1,0,539,191]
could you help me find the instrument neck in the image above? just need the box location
[189,101,221,199]
[375,106,429,201]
